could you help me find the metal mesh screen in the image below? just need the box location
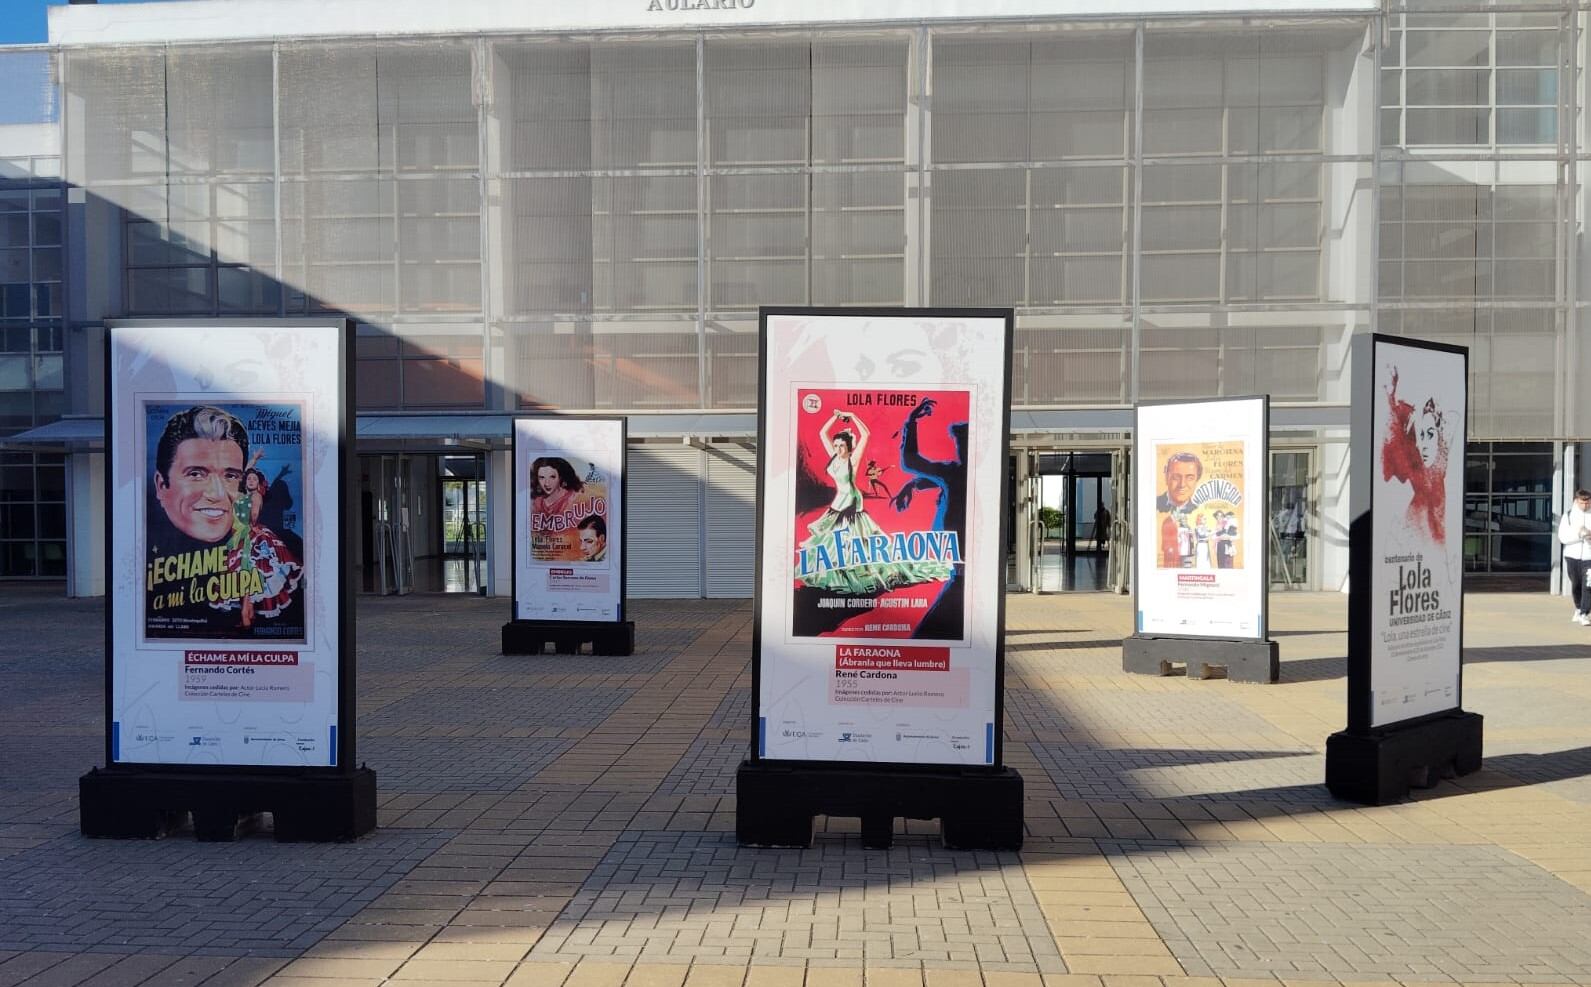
[708,172,806,310]
[166,47,274,176]
[812,171,905,306]
[932,39,1030,164]
[512,320,701,410]
[1029,167,1131,306]
[706,41,809,167]
[278,42,480,316]
[64,48,166,190]
[704,317,757,409]
[1012,317,1131,406]
[813,42,908,165]
[929,168,1025,307]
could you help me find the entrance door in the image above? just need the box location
[365,454,413,595]
[1269,449,1312,589]
[440,454,488,594]
[1033,450,1116,591]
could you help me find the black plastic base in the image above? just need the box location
[502,619,635,656]
[736,760,1023,850]
[1326,710,1483,805]
[1123,634,1279,683]
[79,767,378,842]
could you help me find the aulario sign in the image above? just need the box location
[646,0,755,10]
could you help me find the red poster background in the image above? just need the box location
[790,386,969,640]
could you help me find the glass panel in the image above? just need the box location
[0,502,35,538]
[399,334,485,408]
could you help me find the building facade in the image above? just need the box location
[0,0,1584,598]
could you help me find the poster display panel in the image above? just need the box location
[755,308,1012,768]
[513,417,625,623]
[1360,336,1465,729]
[1134,397,1267,640]
[109,321,347,768]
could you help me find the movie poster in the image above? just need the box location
[143,401,306,642]
[109,321,346,768]
[1364,337,1465,728]
[790,387,968,642]
[514,417,624,623]
[1135,397,1266,640]
[757,309,1011,769]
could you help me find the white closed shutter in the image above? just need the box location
[627,444,703,598]
[705,442,757,598]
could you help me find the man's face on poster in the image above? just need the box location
[154,437,244,543]
[579,527,605,560]
[536,466,561,496]
[1164,457,1200,508]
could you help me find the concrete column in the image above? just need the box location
[487,447,512,598]
[1012,453,1033,592]
[66,450,104,597]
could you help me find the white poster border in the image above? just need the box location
[511,415,627,625]
[106,319,352,773]
[751,306,1014,772]
[1132,395,1270,643]
[1349,333,1467,733]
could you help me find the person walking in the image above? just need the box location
[1558,488,1591,625]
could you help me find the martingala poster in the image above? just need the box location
[757,310,1011,768]
[1135,397,1266,640]
[1366,337,1464,727]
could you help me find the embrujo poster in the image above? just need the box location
[1134,397,1267,641]
[756,309,1011,768]
[513,417,624,623]
[1365,337,1465,728]
[109,321,345,768]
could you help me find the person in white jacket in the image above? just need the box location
[1558,489,1591,624]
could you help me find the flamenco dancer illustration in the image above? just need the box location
[1381,366,1450,544]
[796,409,954,598]
[226,449,303,630]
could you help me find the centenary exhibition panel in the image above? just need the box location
[1362,339,1465,729]
[1328,333,1481,805]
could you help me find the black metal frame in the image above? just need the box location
[508,414,629,625]
[1346,332,1469,736]
[102,318,356,777]
[750,305,1016,775]
[1130,394,1272,644]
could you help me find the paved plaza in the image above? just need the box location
[1,584,1589,987]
